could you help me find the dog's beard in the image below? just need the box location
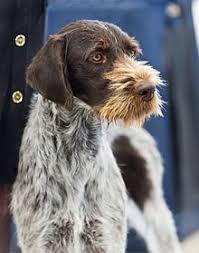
[95,56,164,126]
[95,90,163,127]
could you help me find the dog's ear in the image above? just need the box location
[26,35,73,110]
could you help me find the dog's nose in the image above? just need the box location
[137,85,155,102]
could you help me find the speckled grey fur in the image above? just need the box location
[108,126,182,253]
[11,94,127,253]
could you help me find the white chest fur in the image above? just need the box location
[11,95,127,253]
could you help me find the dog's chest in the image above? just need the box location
[21,99,125,213]
[61,136,122,210]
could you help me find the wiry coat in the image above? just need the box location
[11,20,164,253]
[11,95,127,253]
[108,126,182,253]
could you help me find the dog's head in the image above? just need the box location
[26,20,163,126]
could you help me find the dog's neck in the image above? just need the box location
[28,94,103,157]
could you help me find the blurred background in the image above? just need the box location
[44,0,199,252]
[1,0,198,252]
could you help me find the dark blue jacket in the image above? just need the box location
[0,0,45,183]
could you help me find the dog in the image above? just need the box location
[108,125,182,253]
[11,20,163,253]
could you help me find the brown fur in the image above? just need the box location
[95,56,163,126]
[26,20,163,126]
[112,135,152,210]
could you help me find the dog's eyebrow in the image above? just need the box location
[94,39,111,50]
[125,46,142,57]
[84,40,111,59]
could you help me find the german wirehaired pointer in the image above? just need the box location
[11,20,180,253]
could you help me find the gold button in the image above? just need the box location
[15,34,26,47]
[166,3,182,18]
[12,91,23,104]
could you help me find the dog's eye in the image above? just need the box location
[90,53,106,63]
